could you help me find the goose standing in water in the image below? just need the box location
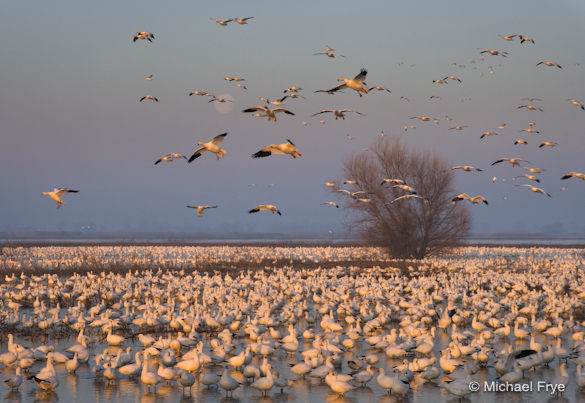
[188,133,228,162]
[252,140,302,158]
[316,69,368,97]
[41,188,79,209]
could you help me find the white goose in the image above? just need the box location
[186,205,218,217]
[140,352,164,392]
[252,139,301,159]
[249,205,281,216]
[316,69,368,97]
[242,106,295,122]
[188,133,228,162]
[311,109,364,120]
[41,188,79,209]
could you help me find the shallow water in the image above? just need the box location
[1,329,584,403]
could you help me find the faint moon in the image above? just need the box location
[214,93,234,114]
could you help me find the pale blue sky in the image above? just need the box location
[1,0,585,234]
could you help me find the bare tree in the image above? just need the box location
[334,135,471,258]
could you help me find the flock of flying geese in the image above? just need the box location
[42,22,585,220]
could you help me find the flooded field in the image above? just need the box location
[1,245,584,402]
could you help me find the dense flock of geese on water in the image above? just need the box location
[41,17,584,217]
[0,245,584,401]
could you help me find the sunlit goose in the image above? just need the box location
[284,86,302,93]
[133,34,153,42]
[516,184,552,197]
[562,171,585,180]
[157,363,177,384]
[224,76,245,81]
[537,61,562,69]
[249,205,281,216]
[154,153,187,165]
[321,202,339,208]
[518,35,535,43]
[328,373,355,397]
[208,97,231,103]
[391,194,423,203]
[250,364,274,397]
[514,139,528,145]
[518,104,543,111]
[233,17,254,24]
[539,141,558,148]
[189,90,212,96]
[186,205,218,217]
[568,99,585,110]
[479,49,508,57]
[140,95,158,102]
[318,68,368,97]
[392,184,416,194]
[106,327,125,346]
[242,106,294,121]
[188,132,228,162]
[141,353,163,392]
[451,165,482,172]
[480,131,499,139]
[491,157,529,167]
[214,18,233,26]
[368,85,391,92]
[311,109,364,120]
[519,128,539,133]
[252,139,301,158]
[499,34,516,41]
[515,174,539,183]
[31,354,59,391]
[41,188,79,209]
[65,353,79,374]
[313,51,346,58]
[119,352,142,377]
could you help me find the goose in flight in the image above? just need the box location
[368,86,391,92]
[133,33,154,42]
[516,184,551,197]
[317,69,368,97]
[337,190,371,199]
[451,166,483,172]
[42,188,79,209]
[514,139,528,145]
[449,125,468,131]
[391,194,424,203]
[525,167,544,174]
[561,172,585,180]
[444,76,462,82]
[498,34,516,41]
[187,205,218,217]
[136,31,155,40]
[213,19,233,26]
[224,76,245,81]
[393,184,417,194]
[322,202,339,208]
[252,139,302,159]
[432,78,448,84]
[480,131,499,139]
[539,141,558,148]
[452,194,488,205]
[189,91,212,97]
[380,178,406,186]
[518,105,543,112]
[313,51,346,58]
[249,205,281,215]
[311,109,364,120]
[140,95,158,102]
[188,133,228,162]
[208,97,232,103]
[479,49,508,57]
[242,106,295,122]
[154,153,187,165]
[568,99,585,110]
[284,87,302,93]
[537,61,562,69]
[410,116,434,122]
[233,17,254,24]
[515,174,540,183]
[519,129,539,134]
[324,182,336,187]
[518,35,535,44]
[146,75,153,80]
[492,158,529,167]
